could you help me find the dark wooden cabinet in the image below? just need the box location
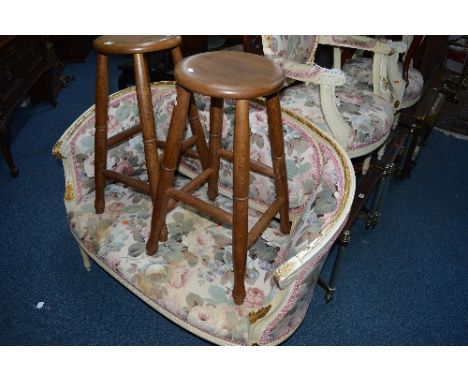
[0,35,60,177]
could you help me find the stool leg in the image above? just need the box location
[188,95,210,170]
[171,45,210,171]
[146,85,191,255]
[133,53,168,242]
[266,93,290,234]
[95,53,109,214]
[207,97,223,200]
[170,45,183,65]
[133,53,161,198]
[232,99,250,305]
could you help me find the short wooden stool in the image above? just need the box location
[93,35,210,248]
[147,51,291,304]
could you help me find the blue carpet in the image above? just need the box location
[1,51,467,346]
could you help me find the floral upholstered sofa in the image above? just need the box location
[53,82,355,345]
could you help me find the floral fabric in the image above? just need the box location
[67,141,347,345]
[262,35,319,87]
[262,35,318,66]
[326,35,379,50]
[279,81,395,156]
[68,84,323,216]
[342,57,424,108]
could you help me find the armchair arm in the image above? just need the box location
[322,35,408,106]
[319,35,406,55]
[269,56,346,86]
[267,56,349,148]
[264,54,349,148]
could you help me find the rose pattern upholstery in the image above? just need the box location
[55,82,355,345]
[164,94,324,216]
[342,57,424,109]
[72,83,323,217]
[262,35,319,87]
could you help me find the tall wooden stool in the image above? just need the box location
[93,35,210,248]
[147,51,291,304]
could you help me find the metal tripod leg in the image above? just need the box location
[397,125,415,178]
[318,229,352,303]
[366,163,396,229]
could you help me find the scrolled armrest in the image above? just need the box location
[319,35,407,55]
[270,56,346,86]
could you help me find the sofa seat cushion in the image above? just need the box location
[69,138,347,345]
[279,82,395,158]
[342,57,424,109]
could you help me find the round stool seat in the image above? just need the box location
[175,51,285,99]
[93,35,182,55]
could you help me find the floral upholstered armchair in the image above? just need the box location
[261,35,407,159]
[53,82,355,345]
[257,35,412,301]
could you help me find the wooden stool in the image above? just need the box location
[147,51,291,304]
[93,35,210,248]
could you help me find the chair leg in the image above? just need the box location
[361,155,371,175]
[146,85,191,255]
[207,97,223,200]
[377,142,387,161]
[79,247,92,271]
[94,53,109,214]
[232,99,250,305]
[266,93,290,234]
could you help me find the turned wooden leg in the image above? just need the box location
[207,97,223,200]
[133,53,160,199]
[266,93,290,234]
[146,86,191,254]
[232,99,250,305]
[171,45,210,171]
[133,53,168,242]
[94,53,109,214]
[170,45,183,65]
[188,95,210,171]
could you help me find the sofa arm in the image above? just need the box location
[272,130,356,289]
[52,104,97,212]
